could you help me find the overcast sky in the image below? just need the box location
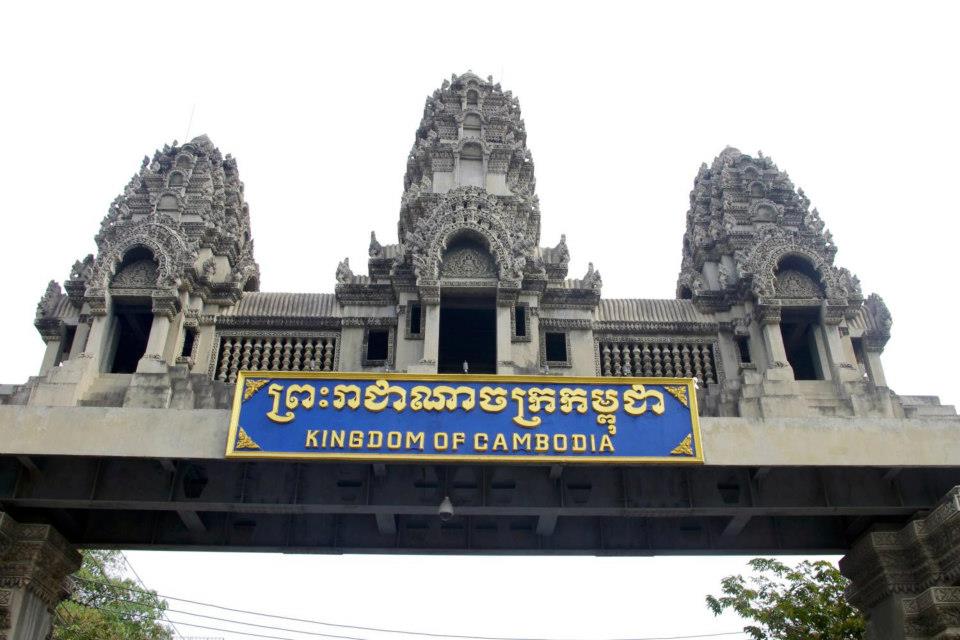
[2,1,958,638]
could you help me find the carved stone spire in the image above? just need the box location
[677,147,862,314]
[84,135,260,307]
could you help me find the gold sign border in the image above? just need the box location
[225,371,704,465]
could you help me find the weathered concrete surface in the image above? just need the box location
[1,404,958,467]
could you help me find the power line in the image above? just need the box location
[120,551,186,640]
[70,579,748,640]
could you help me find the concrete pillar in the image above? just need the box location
[820,314,860,382]
[136,313,171,373]
[864,349,889,387]
[759,321,794,381]
[67,317,91,360]
[0,512,81,640]
[37,340,62,377]
[408,303,440,374]
[840,486,960,639]
[496,304,513,374]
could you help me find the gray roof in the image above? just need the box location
[222,292,339,318]
[596,299,713,324]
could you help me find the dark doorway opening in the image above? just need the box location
[109,302,153,373]
[438,292,496,374]
[781,316,824,381]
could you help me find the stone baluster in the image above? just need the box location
[622,343,632,376]
[612,343,622,376]
[652,344,663,376]
[692,344,703,382]
[217,339,232,381]
[270,339,282,370]
[240,339,252,372]
[323,339,334,371]
[663,344,674,377]
[250,339,262,372]
[702,344,715,383]
[681,344,692,378]
[281,339,292,371]
[260,339,273,370]
[601,343,612,376]
[303,339,315,371]
[642,343,653,376]
[631,344,642,376]
[672,345,683,378]
[228,339,242,382]
[292,339,303,371]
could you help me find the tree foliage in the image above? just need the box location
[705,558,865,640]
[54,550,173,640]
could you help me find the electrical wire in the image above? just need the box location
[69,579,749,640]
[120,551,186,640]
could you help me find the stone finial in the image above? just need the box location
[583,262,602,290]
[369,231,383,258]
[35,281,62,321]
[554,234,570,266]
[335,257,353,283]
[69,254,95,282]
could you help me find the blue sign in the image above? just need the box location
[226,372,703,463]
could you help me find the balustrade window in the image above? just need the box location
[545,332,568,364]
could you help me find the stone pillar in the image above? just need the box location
[840,486,960,639]
[821,304,860,382]
[495,303,514,374]
[0,513,81,640]
[757,306,794,382]
[136,295,178,374]
[37,339,62,378]
[864,349,889,387]
[67,316,91,361]
[408,302,440,374]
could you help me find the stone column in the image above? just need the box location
[408,302,440,374]
[821,304,861,382]
[756,306,794,382]
[136,295,178,374]
[0,513,81,640]
[495,303,514,374]
[37,338,62,378]
[67,316,91,361]
[863,350,888,387]
[840,486,960,639]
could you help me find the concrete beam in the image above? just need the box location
[2,405,959,467]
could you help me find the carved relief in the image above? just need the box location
[775,269,823,298]
[440,244,496,278]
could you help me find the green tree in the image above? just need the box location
[54,550,174,640]
[706,558,865,640]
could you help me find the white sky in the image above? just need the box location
[2,1,958,638]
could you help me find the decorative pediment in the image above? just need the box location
[440,243,497,278]
[111,259,159,289]
[775,269,823,299]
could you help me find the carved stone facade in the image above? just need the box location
[0,513,80,640]
[4,72,960,636]
[16,72,953,420]
[841,487,960,639]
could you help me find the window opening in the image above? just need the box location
[181,327,197,359]
[514,305,527,338]
[409,303,423,336]
[545,332,568,363]
[736,336,751,364]
[58,326,77,365]
[366,329,389,362]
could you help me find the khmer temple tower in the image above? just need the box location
[20,71,921,420]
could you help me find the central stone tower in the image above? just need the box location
[335,71,598,375]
